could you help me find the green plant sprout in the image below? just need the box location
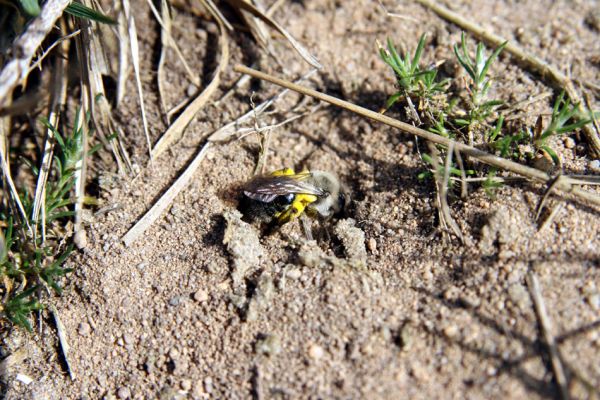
[380,34,449,110]
[534,91,591,146]
[0,114,85,330]
[418,153,475,183]
[453,32,507,127]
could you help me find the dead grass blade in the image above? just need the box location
[32,22,70,243]
[27,30,81,74]
[122,143,212,246]
[0,348,28,378]
[208,69,317,142]
[0,141,33,237]
[80,0,131,174]
[151,13,230,158]
[200,0,233,30]
[235,0,271,48]
[123,0,153,159]
[0,0,71,111]
[233,64,600,209]
[147,0,201,87]
[50,304,75,380]
[526,270,569,400]
[157,0,171,122]
[415,0,600,158]
[223,0,322,69]
[72,16,96,243]
[116,6,130,106]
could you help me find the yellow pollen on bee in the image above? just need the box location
[274,193,318,224]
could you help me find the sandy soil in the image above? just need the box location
[2,0,600,399]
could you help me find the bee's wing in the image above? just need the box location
[243,173,324,203]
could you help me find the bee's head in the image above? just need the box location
[309,171,350,218]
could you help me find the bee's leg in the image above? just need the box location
[276,194,317,224]
[299,214,313,241]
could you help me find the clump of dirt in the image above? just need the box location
[334,218,368,267]
[222,209,265,288]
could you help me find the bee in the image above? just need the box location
[240,168,348,227]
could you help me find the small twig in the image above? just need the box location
[526,270,569,400]
[233,64,600,208]
[537,203,563,233]
[415,0,600,158]
[453,146,468,199]
[50,304,75,380]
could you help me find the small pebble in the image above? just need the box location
[78,322,91,336]
[117,387,131,400]
[204,377,213,393]
[285,268,302,280]
[181,379,192,391]
[186,84,197,97]
[169,296,183,306]
[16,374,33,385]
[123,333,134,345]
[308,344,324,360]
[194,289,208,303]
[255,334,281,356]
[587,294,600,310]
[443,325,460,340]
[563,137,575,149]
[367,238,377,253]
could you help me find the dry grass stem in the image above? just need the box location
[209,69,317,142]
[453,147,468,198]
[116,7,130,106]
[200,0,233,31]
[50,304,75,380]
[223,0,322,69]
[122,143,213,246]
[32,24,70,242]
[0,0,71,110]
[146,0,201,87]
[123,0,153,159]
[526,271,569,400]
[27,30,81,74]
[233,64,600,208]
[415,0,600,158]
[151,13,230,159]
[0,147,33,236]
[377,0,421,23]
[157,0,171,122]
[537,203,563,233]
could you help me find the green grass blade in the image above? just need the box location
[17,0,41,16]
[65,2,117,25]
[411,33,427,73]
[481,41,507,80]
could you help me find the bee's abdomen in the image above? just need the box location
[239,194,296,223]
